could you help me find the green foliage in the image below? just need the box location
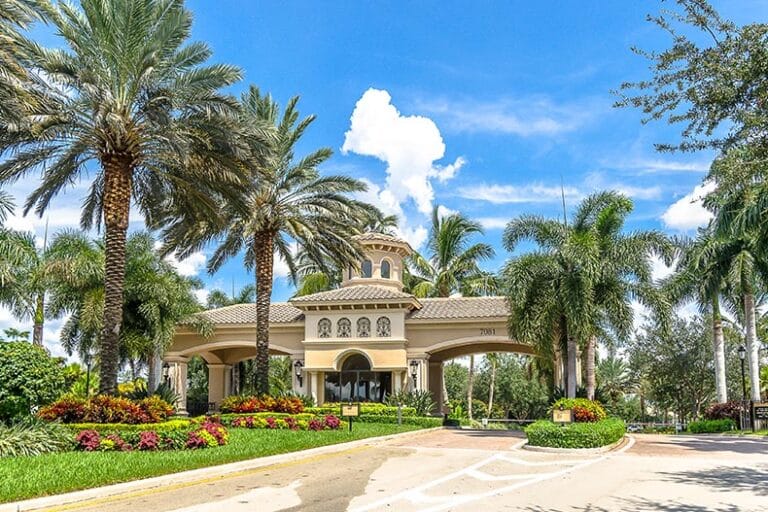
[62,420,192,434]
[0,420,72,458]
[443,361,467,403]
[0,341,65,423]
[384,390,437,416]
[123,381,179,406]
[550,398,607,423]
[688,419,736,434]
[38,395,174,424]
[353,415,442,428]
[604,396,643,423]
[307,404,417,417]
[525,418,626,449]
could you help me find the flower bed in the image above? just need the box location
[219,395,304,414]
[525,418,626,449]
[73,417,227,452]
[549,398,607,423]
[226,414,342,431]
[38,395,174,424]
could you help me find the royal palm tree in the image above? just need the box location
[162,87,376,394]
[504,191,671,399]
[0,0,243,394]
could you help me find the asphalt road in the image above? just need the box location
[42,429,768,512]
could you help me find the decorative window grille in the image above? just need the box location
[376,316,391,337]
[318,318,332,338]
[337,318,352,338]
[357,317,371,337]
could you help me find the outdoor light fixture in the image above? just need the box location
[409,360,419,385]
[294,360,304,387]
[162,362,170,386]
[737,345,748,430]
[738,345,746,360]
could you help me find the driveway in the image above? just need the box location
[32,430,768,512]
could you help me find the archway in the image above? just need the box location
[323,351,392,403]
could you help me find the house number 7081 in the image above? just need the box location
[480,328,496,336]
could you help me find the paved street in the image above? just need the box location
[38,430,768,512]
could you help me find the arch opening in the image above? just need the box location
[324,350,391,403]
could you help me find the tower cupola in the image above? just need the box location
[341,233,413,291]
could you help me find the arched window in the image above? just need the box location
[357,317,371,337]
[342,353,371,371]
[381,260,391,279]
[361,259,373,278]
[337,318,351,338]
[317,318,332,338]
[376,316,391,337]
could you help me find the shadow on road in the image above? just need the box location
[669,436,768,455]
[447,429,525,438]
[659,464,768,497]
[522,496,742,511]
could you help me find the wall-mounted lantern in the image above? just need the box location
[294,360,304,387]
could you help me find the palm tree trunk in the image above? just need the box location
[32,292,44,346]
[441,362,449,409]
[712,295,727,403]
[467,354,475,420]
[744,293,761,401]
[586,335,596,400]
[487,355,496,418]
[567,335,577,398]
[254,231,275,395]
[98,159,132,395]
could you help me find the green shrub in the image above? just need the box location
[219,395,304,414]
[703,402,742,423]
[62,419,192,434]
[688,418,736,433]
[306,403,417,417]
[0,420,72,457]
[550,398,607,423]
[219,412,316,423]
[0,341,66,423]
[353,415,442,428]
[525,418,626,448]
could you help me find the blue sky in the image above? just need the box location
[2,1,764,355]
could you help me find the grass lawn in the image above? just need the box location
[1,423,424,503]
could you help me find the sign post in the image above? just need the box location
[753,402,768,431]
[553,408,573,425]
[340,402,360,432]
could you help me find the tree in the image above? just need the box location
[503,192,671,398]
[486,352,499,418]
[0,0,243,394]
[0,191,13,223]
[206,285,256,309]
[616,0,768,153]
[162,87,375,394]
[0,340,65,423]
[0,0,43,122]
[596,356,631,405]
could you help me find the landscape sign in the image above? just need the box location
[341,403,360,417]
[754,403,768,421]
[553,408,573,424]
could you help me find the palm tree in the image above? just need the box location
[0,0,43,122]
[665,229,729,403]
[0,191,13,223]
[486,352,499,417]
[206,285,256,309]
[596,356,631,404]
[162,87,376,394]
[0,228,46,345]
[504,192,671,399]
[0,0,243,394]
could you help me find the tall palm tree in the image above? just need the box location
[504,191,671,398]
[0,228,46,345]
[0,0,44,122]
[0,0,243,394]
[162,87,376,394]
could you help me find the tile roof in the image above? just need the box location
[289,285,418,304]
[408,297,510,320]
[184,303,304,325]
[355,232,412,250]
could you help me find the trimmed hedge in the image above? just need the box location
[353,415,442,428]
[549,398,607,423]
[688,419,736,433]
[306,404,417,417]
[219,395,304,414]
[219,412,316,422]
[525,418,626,449]
[220,411,440,428]
[63,419,192,434]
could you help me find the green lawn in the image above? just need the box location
[1,423,424,503]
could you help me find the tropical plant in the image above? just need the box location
[0,419,72,458]
[384,390,436,416]
[0,340,65,423]
[595,357,631,405]
[0,0,44,122]
[0,0,244,394]
[0,190,13,223]
[206,285,256,309]
[161,87,376,394]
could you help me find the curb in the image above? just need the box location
[2,426,443,512]
[521,435,628,454]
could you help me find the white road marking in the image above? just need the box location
[351,435,636,512]
[167,479,302,512]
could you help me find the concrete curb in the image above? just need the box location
[521,435,628,454]
[2,426,443,512]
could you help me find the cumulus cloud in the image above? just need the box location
[477,217,509,230]
[342,88,464,217]
[661,182,716,231]
[356,178,428,249]
[460,183,580,204]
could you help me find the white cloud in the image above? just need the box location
[661,182,716,231]
[342,88,464,216]
[416,96,594,136]
[477,217,509,230]
[459,183,580,204]
[583,172,663,201]
[155,241,207,277]
[194,288,210,306]
[611,157,710,175]
[356,179,428,249]
[5,206,83,233]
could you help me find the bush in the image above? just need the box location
[0,341,66,423]
[219,395,304,414]
[226,414,342,431]
[0,420,72,457]
[385,390,437,416]
[38,395,175,424]
[688,419,736,433]
[63,419,191,433]
[525,418,626,449]
[704,401,742,424]
[73,418,228,452]
[354,415,443,428]
[308,403,417,417]
[550,398,607,423]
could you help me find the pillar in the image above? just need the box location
[428,361,445,414]
[165,356,189,416]
[309,372,324,405]
[207,364,230,411]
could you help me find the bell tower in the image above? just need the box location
[340,233,413,291]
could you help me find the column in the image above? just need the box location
[207,364,229,410]
[165,356,189,416]
[428,361,445,414]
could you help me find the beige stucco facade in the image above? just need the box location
[165,233,533,414]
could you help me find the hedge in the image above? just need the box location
[306,404,417,417]
[218,412,317,422]
[353,415,442,428]
[62,419,192,434]
[220,411,440,428]
[549,398,607,423]
[688,418,736,433]
[525,418,626,448]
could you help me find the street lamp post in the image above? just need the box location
[738,345,748,431]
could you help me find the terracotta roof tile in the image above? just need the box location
[183,303,303,325]
[408,297,510,320]
[289,285,417,304]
